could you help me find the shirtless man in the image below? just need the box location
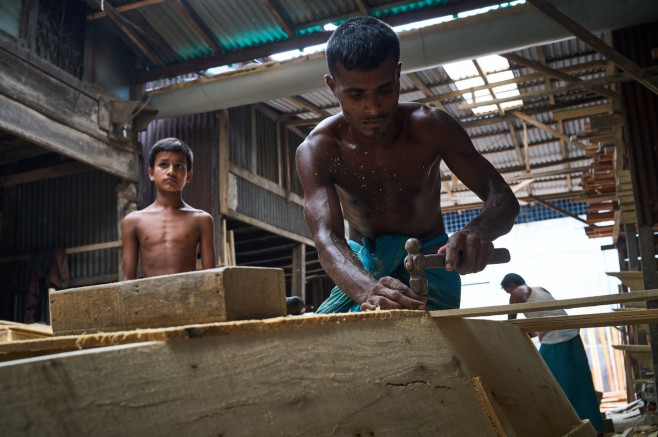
[121,137,216,280]
[295,17,519,313]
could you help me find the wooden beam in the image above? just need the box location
[287,96,331,118]
[553,103,612,121]
[354,0,369,16]
[526,0,658,96]
[170,0,221,54]
[0,314,588,436]
[458,72,629,113]
[0,161,91,188]
[510,178,535,194]
[407,72,448,111]
[86,0,165,67]
[49,267,286,335]
[261,0,295,37]
[508,309,658,332]
[430,289,658,319]
[503,52,615,98]
[0,94,138,181]
[511,110,589,151]
[528,195,588,224]
[86,0,167,20]
[0,240,123,264]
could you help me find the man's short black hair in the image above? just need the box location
[501,273,525,289]
[148,137,193,171]
[326,16,400,77]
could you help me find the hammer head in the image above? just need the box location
[405,238,428,295]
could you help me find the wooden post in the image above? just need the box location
[218,110,229,216]
[624,223,640,271]
[291,243,306,300]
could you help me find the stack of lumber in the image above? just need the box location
[0,321,52,342]
[582,144,616,238]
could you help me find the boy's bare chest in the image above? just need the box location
[137,213,200,245]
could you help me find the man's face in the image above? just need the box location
[503,284,519,294]
[325,57,401,141]
[148,151,192,191]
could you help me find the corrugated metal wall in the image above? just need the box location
[614,22,658,226]
[288,130,304,197]
[234,175,311,238]
[2,169,121,322]
[138,112,218,215]
[229,106,252,170]
[255,109,279,182]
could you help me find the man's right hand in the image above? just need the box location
[360,276,427,311]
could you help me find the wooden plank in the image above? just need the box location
[0,314,589,436]
[0,94,138,181]
[431,289,658,319]
[0,161,91,188]
[507,309,658,332]
[606,271,646,291]
[0,322,52,342]
[49,267,286,335]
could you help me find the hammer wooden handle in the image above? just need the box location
[423,248,511,269]
[404,238,511,295]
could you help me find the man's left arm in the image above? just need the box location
[435,111,520,274]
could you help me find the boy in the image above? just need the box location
[121,137,216,280]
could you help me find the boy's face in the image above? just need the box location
[148,151,193,191]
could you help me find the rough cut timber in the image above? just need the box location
[49,267,286,335]
[0,312,594,436]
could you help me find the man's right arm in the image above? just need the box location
[121,214,139,281]
[295,133,426,311]
[507,288,527,320]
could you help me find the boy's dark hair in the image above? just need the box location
[501,273,526,289]
[326,16,400,77]
[148,137,193,171]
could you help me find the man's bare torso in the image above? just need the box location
[320,104,447,242]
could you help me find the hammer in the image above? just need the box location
[403,238,511,295]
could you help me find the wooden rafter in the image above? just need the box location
[535,47,555,105]
[503,52,615,99]
[262,0,295,38]
[354,0,369,16]
[86,0,166,67]
[406,72,448,111]
[458,71,631,111]
[441,181,457,206]
[506,121,526,167]
[419,59,608,107]
[527,0,658,95]
[528,195,587,224]
[0,161,91,188]
[511,110,589,151]
[172,0,221,54]
[287,96,331,118]
[86,0,167,20]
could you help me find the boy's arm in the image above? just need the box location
[198,213,216,270]
[121,215,139,280]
